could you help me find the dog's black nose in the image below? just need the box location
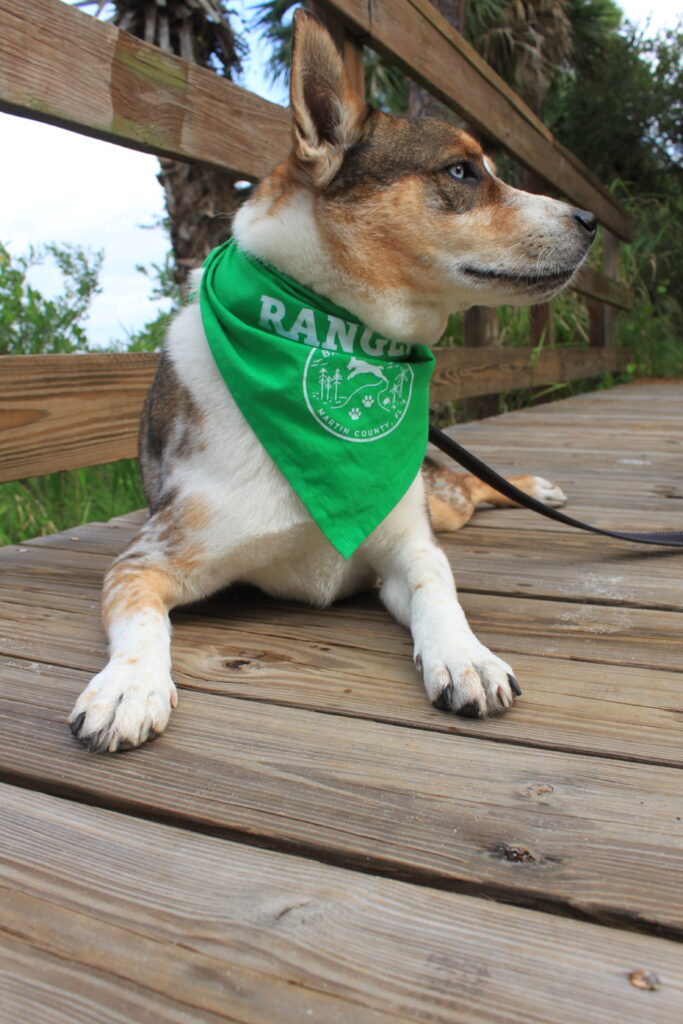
[573,209,597,237]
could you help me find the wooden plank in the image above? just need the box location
[0,352,156,481]
[0,346,630,480]
[2,595,682,769]
[575,264,632,311]
[319,0,632,240]
[0,0,290,181]
[2,654,683,935]
[4,785,682,1024]
[430,345,629,402]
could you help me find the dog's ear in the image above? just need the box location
[290,8,367,187]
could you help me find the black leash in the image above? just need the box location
[428,423,683,548]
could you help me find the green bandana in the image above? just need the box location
[199,240,435,559]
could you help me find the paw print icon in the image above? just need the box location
[362,395,374,408]
[349,408,361,420]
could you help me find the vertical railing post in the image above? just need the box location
[588,229,621,348]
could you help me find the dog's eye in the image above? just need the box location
[447,162,476,182]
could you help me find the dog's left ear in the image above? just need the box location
[290,8,368,187]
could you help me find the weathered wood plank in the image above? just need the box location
[0,346,631,481]
[319,0,632,239]
[0,0,290,180]
[2,657,683,934]
[430,345,629,402]
[2,602,682,768]
[0,352,156,480]
[574,264,632,310]
[3,785,682,1024]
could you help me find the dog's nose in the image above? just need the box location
[573,209,597,237]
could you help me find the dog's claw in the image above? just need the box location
[507,673,522,697]
[432,682,454,711]
[69,711,86,738]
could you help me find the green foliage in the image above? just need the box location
[0,241,102,354]
[0,242,171,544]
[119,250,182,352]
[0,460,146,546]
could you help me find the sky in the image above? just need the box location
[1,0,680,349]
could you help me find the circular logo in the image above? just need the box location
[303,350,414,443]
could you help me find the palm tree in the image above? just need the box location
[76,0,248,286]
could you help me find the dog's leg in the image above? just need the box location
[68,502,225,752]
[366,477,518,717]
[423,459,566,533]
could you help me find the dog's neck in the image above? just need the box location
[232,189,451,346]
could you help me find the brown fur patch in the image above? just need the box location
[139,354,204,509]
[102,565,180,630]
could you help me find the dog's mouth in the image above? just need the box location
[461,264,575,293]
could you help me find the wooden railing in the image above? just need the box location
[0,0,632,483]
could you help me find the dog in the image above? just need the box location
[68,9,594,752]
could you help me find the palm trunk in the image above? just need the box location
[157,160,248,288]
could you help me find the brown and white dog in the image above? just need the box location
[69,10,595,752]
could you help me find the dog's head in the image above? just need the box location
[233,9,595,344]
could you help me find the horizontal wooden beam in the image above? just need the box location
[318,0,632,241]
[0,0,290,181]
[430,345,630,403]
[573,266,633,311]
[0,353,157,482]
[1,347,629,482]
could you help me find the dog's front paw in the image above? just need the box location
[527,476,567,508]
[416,637,520,718]
[68,660,177,753]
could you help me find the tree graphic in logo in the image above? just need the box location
[304,350,414,443]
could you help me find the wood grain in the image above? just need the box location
[1,380,682,1019]
[0,0,290,180]
[3,785,682,1024]
[2,653,683,935]
[0,346,629,481]
[0,352,157,481]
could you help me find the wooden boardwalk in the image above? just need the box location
[1,379,682,1023]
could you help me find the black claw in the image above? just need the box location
[69,712,86,737]
[432,682,454,711]
[507,674,522,697]
[457,700,481,719]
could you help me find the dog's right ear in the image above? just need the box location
[290,8,367,188]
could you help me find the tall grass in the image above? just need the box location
[0,460,146,546]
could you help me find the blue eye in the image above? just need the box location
[449,162,466,180]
